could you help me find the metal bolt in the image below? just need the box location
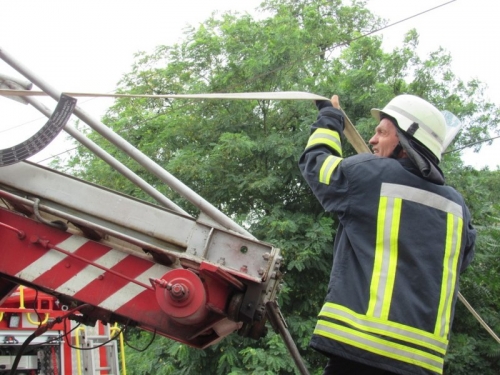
[218,257,226,266]
[30,235,50,248]
[170,283,187,300]
[240,265,248,273]
[258,268,265,276]
[262,253,270,260]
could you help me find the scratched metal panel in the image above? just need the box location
[0,161,274,279]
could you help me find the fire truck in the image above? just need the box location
[0,47,309,374]
[0,286,123,374]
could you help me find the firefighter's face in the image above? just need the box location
[369,118,400,158]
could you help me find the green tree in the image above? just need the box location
[60,0,500,373]
[443,166,500,374]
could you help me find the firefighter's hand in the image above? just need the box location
[331,95,340,109]
[315,95,341,111]
[315,99,333,111]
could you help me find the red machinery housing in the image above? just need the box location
[0,286,122,374]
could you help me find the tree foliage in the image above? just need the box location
[60,0,500,373]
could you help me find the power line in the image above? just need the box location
[0,114,42,134]
[34,146,78,164]
[5,0,463,164]
[360,0,457,41]
[0,90,115,134]
[236,0,458,88]
[444,134,500,155]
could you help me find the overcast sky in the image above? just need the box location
[1,0,498,168]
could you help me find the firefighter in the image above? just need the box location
[299,94,476,375]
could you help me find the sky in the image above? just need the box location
[0,0,499,168]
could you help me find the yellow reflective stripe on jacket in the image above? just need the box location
[367,196,402,319]
[305,128,342,156]
[368,183,464,340]
[319,155,343,185]
[435,213,463,337]
[319,303,448,354]
[314,319,444,374]
[378,183,463,337]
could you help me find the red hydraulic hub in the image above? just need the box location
[153,269,208,325]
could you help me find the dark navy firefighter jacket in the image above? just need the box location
[298,103,475,375]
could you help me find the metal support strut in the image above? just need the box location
[266,301,310,375]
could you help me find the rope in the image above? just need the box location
[458,292,500,345]
[0,89,370,154]
[0,89,328,101]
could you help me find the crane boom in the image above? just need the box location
[0,161,281,348]
[0,46,311,374]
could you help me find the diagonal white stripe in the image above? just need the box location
[98,263,169,311]
[16,236,88,281]
[55,249,129,296]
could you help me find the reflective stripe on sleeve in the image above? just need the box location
[319,155,343,185]
[305,128,342,156]
[314,319,444,374]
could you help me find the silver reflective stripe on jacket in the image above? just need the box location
[380,183,462,217]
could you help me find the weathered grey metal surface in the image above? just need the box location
[0,161,275,281]
[0,46,255,238]
[8,80,189,215]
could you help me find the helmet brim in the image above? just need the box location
[371,107,415,132]
[371,108,382,122]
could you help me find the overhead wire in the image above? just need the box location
[0,114,42,134]
[0,90,116,164]
[36,146,78,164]
[227,0,457,89]
[0,92,108,134]
[443,134,500,155]
[360,0,457,41]
[5,0,462,163]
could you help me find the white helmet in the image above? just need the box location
[371,95,446,161]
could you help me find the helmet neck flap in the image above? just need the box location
[396,128,445,185]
